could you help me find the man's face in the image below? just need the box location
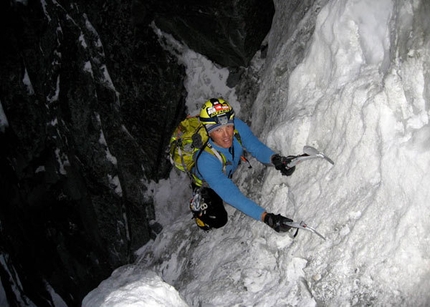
[209,125,234,148]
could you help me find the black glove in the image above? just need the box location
[271,154,296,176]
[264,213,293,232]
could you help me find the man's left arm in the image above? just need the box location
[235,118,275,164]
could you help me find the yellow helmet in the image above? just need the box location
[199,98,235,133]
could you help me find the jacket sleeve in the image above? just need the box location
[196,151,266,221]
[234,118,275,164]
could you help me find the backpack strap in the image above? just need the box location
[192,141,226,187]
[206,143,227,173]
[234,130,252,169]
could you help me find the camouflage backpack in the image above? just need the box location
[169,117,225,185]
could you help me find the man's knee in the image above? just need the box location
[194,188,228,230]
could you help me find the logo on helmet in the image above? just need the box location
[207,102,231,117]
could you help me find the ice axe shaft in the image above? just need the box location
[284,221,326,240]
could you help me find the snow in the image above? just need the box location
[47,75,60,104]
[83,61,93,76]
[83,0,430,306]
[151,26,239,116]
[108,174,123,197]
[54,148,69,175]
[0,101,9,133]
[23,68,35,95]
[181,51,239,116]
[96,113,119,166]
[14,0,28,6]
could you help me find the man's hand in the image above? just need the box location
[264,213,293,232]
[271,154,296,176]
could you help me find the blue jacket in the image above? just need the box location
[194,118,275,221]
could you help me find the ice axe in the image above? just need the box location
[287,145,334,168]
[283,220,327,240]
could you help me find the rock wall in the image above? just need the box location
[0,0,274,305]
[151,0,275,68]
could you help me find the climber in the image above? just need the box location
[190,98,296,232]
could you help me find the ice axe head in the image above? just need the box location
[303,146,335,165]
[287,146,334,167]
[303,146,320,156]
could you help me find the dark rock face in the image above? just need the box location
[0,1,186,305]
[0,0,273,305]
[151,0,275,68]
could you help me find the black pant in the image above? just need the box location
[193,187,228,230]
